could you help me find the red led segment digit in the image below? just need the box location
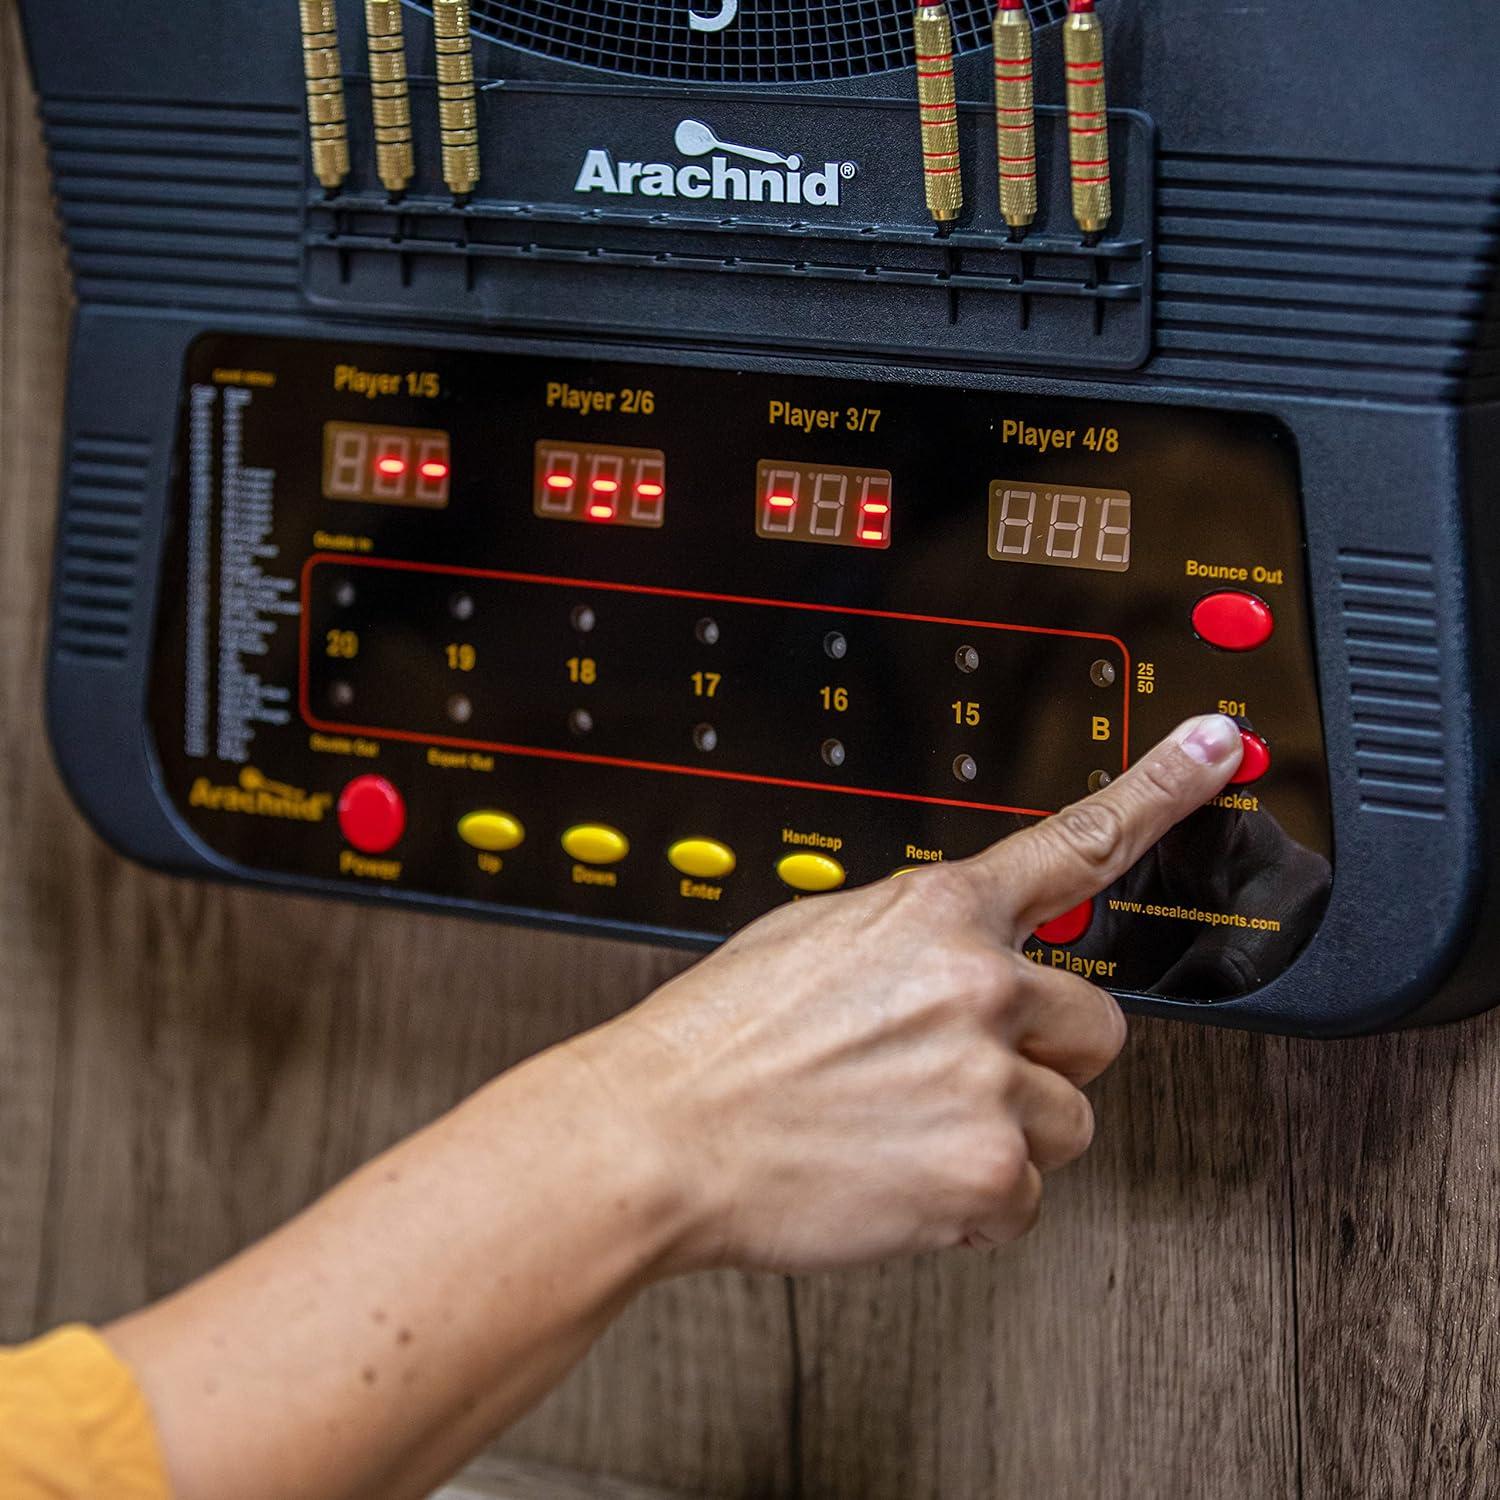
[760,467,801,534]
[630,454,666,524]
[413,435,451,505]
[856,472,892,547]
[371,435,412,500]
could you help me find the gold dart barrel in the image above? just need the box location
[433,0,481,198]
[993,0,1036,231]
[365,0,413,194]
[1063,0,1111,235]
[914,0,963,226]
[299,0,349,192]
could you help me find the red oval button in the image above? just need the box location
[1230,731,1271,786]
[338,775,407,854]
[1034,899,1093,947]
[1192,591,1274,652]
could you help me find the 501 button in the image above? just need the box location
[777,853,846,893]
[457,810,526,853]
[668,838,736,880]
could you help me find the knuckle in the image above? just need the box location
[1099,992,1129,1059]
[1133,747,1195,803]
[1012,1168,1043,1235]
[955,946,1015,1006]
[1048,798,1129,875]
[916,863,985,920]
[1061,1088,1096,1160]
[978,1129,1030,1201]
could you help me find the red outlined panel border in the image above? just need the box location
[299,555,1132,818]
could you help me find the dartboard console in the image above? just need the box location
[16,0,1500,1033]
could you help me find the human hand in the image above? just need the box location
[575,715,1245,1274]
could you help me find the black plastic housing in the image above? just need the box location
[17,0,1500,1035]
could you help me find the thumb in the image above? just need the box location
[970,714,1246,945]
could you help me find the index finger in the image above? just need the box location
[969,714,1246,945]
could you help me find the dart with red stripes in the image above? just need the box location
[914,0,963,227]
[1063,0,1111,236]
[993,0,1037,233]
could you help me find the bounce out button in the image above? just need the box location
[338,775,406,854]
[1034,899,1093,947]
[562,823,630,865]
[777,853,846,893]
[1192,591,1274,652]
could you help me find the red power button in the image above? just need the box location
[338,775,407,854]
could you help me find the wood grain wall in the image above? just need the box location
[3,12,1499,1496]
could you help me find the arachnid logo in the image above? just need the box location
[573,118,858,207]
[188,767,333,823]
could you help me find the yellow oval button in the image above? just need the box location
[457,810,526,853]
[561,823,630,865]
[668,838,737,880]
[776,852,846,893]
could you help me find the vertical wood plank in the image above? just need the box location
[0,0,75,1343]
[0,23,796,1493]
[1291,1019,1500,1500]
[794,1019,1301,1500]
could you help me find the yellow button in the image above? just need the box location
[776,853,846,893]
[457,810,526,853]
[667,837,737,880]
[561,823,630,865]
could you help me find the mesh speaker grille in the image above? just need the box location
[432,0,1079,85]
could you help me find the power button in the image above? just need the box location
[338,775,407,854]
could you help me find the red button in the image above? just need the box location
[1034,899,1093,947]
[1192,591,1274,652]
[1230,730,1271,785]
[338,775,406,853]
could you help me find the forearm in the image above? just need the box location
[106,1037,690,1500]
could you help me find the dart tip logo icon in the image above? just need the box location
[573,118,857,206]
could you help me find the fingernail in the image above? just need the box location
[1176,714,1243,767]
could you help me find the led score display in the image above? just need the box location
[323,421,451,507]
[534,441,667,528]
[987,482,1131,573]
[755,460,893,550]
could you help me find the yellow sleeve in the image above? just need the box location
[0,1325,172,1500]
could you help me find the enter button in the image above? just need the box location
[668,838,737,880]
[1192,591,1274,652]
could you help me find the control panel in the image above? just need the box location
[149,334,1331,1004]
